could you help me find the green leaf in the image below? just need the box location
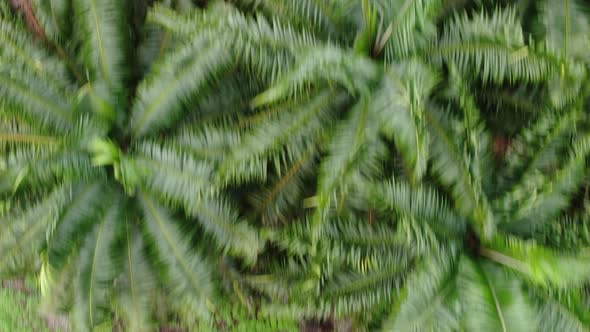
[73,195,121,330]
[0,70,73,132]
[252,46,379,106]
[228,0,359,43]
[376,61,437,183]
[426,110,495,240]
[222,89,346,184]
[431,8,559,84]
[532,288,590,332]
[133,141,261,262]
[383,247,459,332]
[138,193,214,322]
[458,256,537,332]
[483,235,590,288]
[536,0,590,64]
[249,146,316,226]
[311,95,386,249]
[496,134,590,235]
[30,0,72,41]
[0,19,72,93]
[372,178,465,237]
[114,221,155,332]
[148,3,318,80]
[130,36,233,138]
[375,0,443,61]
[0,182,75,274]
[73,0,129,94]
[47,181,107,269]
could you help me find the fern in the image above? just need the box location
[0,2,266,329]
[72,196,120,330]
[113,221,155,332]
[73,0,129,99]
[2,0,590,330]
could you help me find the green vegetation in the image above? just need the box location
[205,303,299,332]
[1,0,590,331]
[1,280,298,331]
[0,280,48,332]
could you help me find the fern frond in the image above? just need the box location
[173,122,242,161]
[327,242,414,277]
[264,218,314,257]
[129,35,233,138]
[546,66,587,109]
[0,19,72,93]
[72,195,120,330]
[191,197,262,264]
[311,96,387,248]
[148,3,318,81]
[375,0,443,61]
[0,181,74,274]
[249,146,316,225]
[324,218,405,248]
[457,257,537,332]
[531,287,590,332]
[322,218,421,277]
[372,179,465,236]
[395,214,444,254]
[133,140,216,199]
[229,0,360,43]
[430,8,559,84]
[444,64,493,191]
[30,0,72,42]
[495,134,590,234]
[500,108,578,184]
[137,22,172,75]
[246,255,312,300]
[540,214,590,250]
[138,193,214,323]
[39,252,77,315]
[221,89,347,184]
[73,0,129,96]
[0,115,59,148]
[133,141,261,262]
[114,221,155,332]
[319,96,385,195]
[149,3,317,50]
[46,181,106,269]
[477,85,544,115]
[482,235,590,288]
[320,266,404,317]
[6,150,103,192]
[252,46,379,106]
[375,61,437,183]
[426,109,495,240]
[383,247,459,332]
[0,68,73,131]
[535,0,590,65]
[181,73,264,123]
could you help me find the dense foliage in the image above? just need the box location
[0,279,49,332]
[1,0,590,330]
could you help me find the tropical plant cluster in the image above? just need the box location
[1,0,590,330]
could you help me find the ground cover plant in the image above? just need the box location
[1,0,590,330]
[0,278,49,332]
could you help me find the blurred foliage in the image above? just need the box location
[0,278,48,332]
[1,0,590,331]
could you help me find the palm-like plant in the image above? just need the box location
[0,0,264,330]
[143,0,590,330]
